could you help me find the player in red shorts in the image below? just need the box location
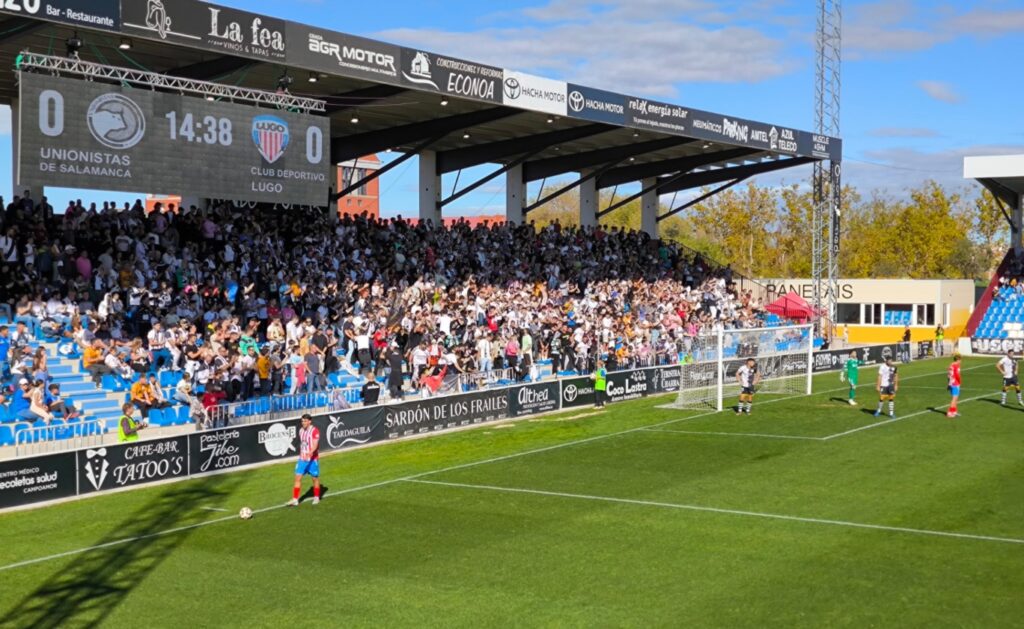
[288,413,321,506]
[946,354,962,418]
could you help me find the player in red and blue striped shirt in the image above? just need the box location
[288,413,321,506]
[946,354,962,419]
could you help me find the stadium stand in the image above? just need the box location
[1,197,789,447]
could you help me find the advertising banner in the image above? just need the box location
[0,451,77,510]
[626,97,688,135]
[508,381,561,418]
[811,343,901,373]
[189,418,300,475]
[566,84,626,125]
[502,70,568,116]
[560,375,596,409]
[78,436,188,494]
[19,74,330,206]
[0,0,118,31]
[400,49,503,104]
[122,0,286,62]
[648,365,682,395]
[383,389,509,439]
[312,407,387,453]
[288,23,401,85]
[605,368,654,403]
[971,338,1024,355]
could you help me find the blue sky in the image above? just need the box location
[3,0,1023,215]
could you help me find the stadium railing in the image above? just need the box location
[14,419,107,458]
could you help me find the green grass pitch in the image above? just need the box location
[1,356,1022,628]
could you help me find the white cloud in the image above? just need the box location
[381,21,790,95]
[867,127,941,138]
[845,2,1024,57]
[0,106,10,135]
[750,144,1024,197]
[916,80,961,104]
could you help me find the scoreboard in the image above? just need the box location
[18,73,331,206]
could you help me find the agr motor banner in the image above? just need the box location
[383,389,510,439]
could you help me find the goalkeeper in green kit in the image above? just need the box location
[840,350,863,405]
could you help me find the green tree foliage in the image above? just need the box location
[525,179,1005,281]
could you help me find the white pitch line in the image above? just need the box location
[642,428,824,441]
[820,394,996,441]
[407,479,1024,546]
[0,362,984,574]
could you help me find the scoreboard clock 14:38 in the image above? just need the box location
[18,73,331,206]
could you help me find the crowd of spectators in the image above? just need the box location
[1,193,773,421]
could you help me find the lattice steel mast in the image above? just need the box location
[812,0,841,337]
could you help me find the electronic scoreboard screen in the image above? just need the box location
[18,73,330,206]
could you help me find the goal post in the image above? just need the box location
[665,324,814,412]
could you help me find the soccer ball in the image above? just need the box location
[239,507,253,520]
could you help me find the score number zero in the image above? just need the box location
[36,89,324,165]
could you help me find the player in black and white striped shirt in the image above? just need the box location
[997,350,1022,406]
[735,358,760,415]
[874,357,899,418]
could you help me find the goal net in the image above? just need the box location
[665,324,813,412]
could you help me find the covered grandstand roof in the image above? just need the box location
[0,1,840,196]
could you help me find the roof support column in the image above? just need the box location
[1015,192,1023,256]
[418,150,442,226]
[641,177,659,239]
[506,164,526,225]
[579,171,598,228]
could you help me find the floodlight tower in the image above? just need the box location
[812,0,841,338]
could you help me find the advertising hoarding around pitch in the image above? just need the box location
[0,451,78,510]
[18,73,330,206]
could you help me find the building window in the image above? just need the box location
[836,303,860,324]
[916,304,936,326]
[341,167,370,196]
[864,303,883,325]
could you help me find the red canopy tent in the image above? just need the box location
[765,291,816,321]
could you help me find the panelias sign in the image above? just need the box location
[123,0,285,62]
[503,70,568,117]
[508,381,561,418]
[290,23,401,85]
[0,0,118,30]
[19,74,330,206]
[0,451,77,510]
[79,437,188,494]
[384,389,509,439]
[566,84,626,126]
[627,97,688,135]
[400,49,502,104]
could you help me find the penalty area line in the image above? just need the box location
[641,428,824,441]
[820,394,997,441]
[406,478,1024,546]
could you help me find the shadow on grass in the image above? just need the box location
[979,398,1024,411]
[299,484,330,503]
[0,473,245,629]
